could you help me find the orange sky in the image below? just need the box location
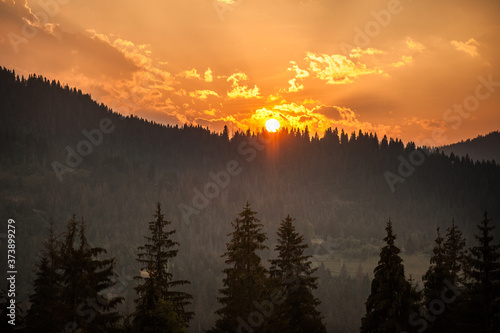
[1,0,499,145]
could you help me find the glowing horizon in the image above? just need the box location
[1,0,499,145]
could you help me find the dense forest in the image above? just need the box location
[440,131,500,163]
[1,66,499,332]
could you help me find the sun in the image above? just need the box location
[265,118,280,132]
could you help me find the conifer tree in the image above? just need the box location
[459,212,500,332]
[422,227,456,333]
[360,219,419,333]
[213,202,269,332]
[268,215,326,333]
[145,298,187,333]
[443,218,468,285]
[133,203,193,332]
[59,215,124,332]
[25,220,64,333]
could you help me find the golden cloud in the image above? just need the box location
[189,89,219,100]
[204,68,213,82]
[451,38,479,57]
[406,37,426,52]
[227,72,260,99]
[285,61,309,93]
[392,55,413,68]
[305,52,382,84]
[349,47,385,59]
[178,68,201,79]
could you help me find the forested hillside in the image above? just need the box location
[440,131,500,164]
[1,67,499,332]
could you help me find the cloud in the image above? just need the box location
[189,89,219,100]
[285,61,309,92]
[204,68,213,82]
[243,102,372,136]
[403,116,446,131]
[392,55,413,68]
[178,68,201,79]
[349,47,385,59]
[406,38,425,52]
[267,93,282,102]
[227,72,260,99]
[305,52,382,84]
[451,39,479,57]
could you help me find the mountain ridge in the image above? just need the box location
[1,66,499,332]
[440,131,500,164]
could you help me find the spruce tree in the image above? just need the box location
[25,220,64,332]
[360,219,419,333]
[460,212,500,332]
[59,215,124,332]
[268,215,326,333]
[133,203,193,332]
[422,227,456,332]
[145,298,187,333]
[443,218,467,285]
[213,202,269,332]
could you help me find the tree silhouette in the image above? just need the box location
[133,203,193,332]
[25,220,64,332]
[268,215,326,333]
[422,227,456,332]
[459,212,500,332]
[59,215,124,332]
[361,220,420,333]
[213,202,269,332]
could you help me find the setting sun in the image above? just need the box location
[265,118,280,132]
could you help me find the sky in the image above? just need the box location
[1,0,499,145]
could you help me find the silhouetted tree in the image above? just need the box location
[422,227,456,332]
[213,202,269,333]
[59,215,124,332]
[144,298,186,333]
[25,220,64,332]
[360,220,420,333]
[444,218,468,285]
[459,212,500,332]
[268,215,326,333]
[133,203,193,332]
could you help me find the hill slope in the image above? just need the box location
[440,131,500,163]
[1,67,499,332]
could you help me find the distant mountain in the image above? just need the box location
[1,66,499,332]
[440,131,500,164]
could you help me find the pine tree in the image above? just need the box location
[443,218,467,285]
[268,215,326,333]
[421,227,456,333]
[360,219,419,333]
[133,203,193,332]
[222,125,229,142]
[25,220,64,332]
[59,215,124,332]
[145,298,187,333]
[213,202,269,332]
[459,212,500,332]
